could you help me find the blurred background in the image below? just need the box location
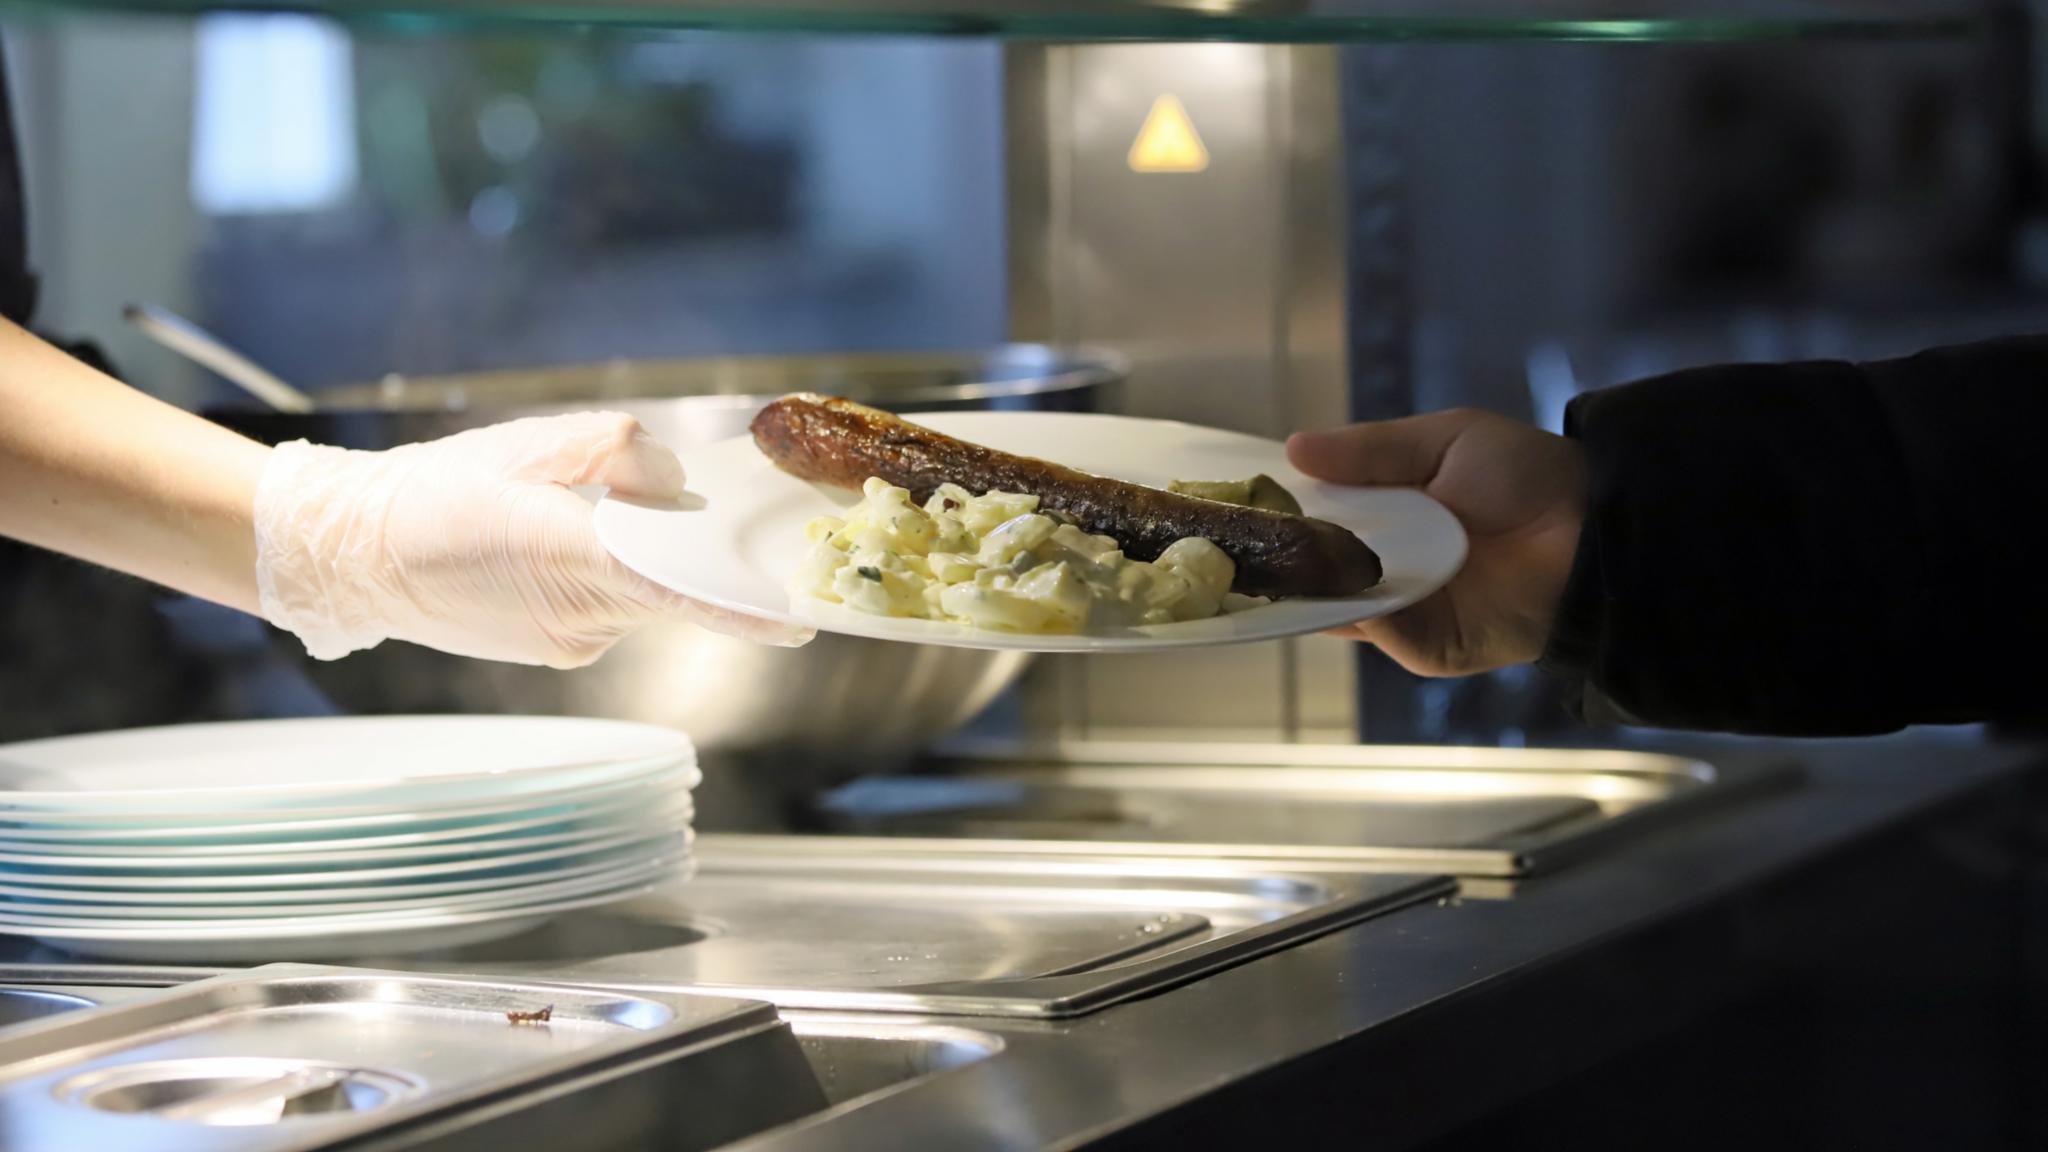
[8,23,1008,392]
[0,11,2039,773]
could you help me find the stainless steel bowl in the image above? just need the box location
[206,346,1123,780]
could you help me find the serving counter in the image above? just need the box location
[0,732,2034,1149]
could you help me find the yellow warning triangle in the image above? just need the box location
[1127,94,1209,174]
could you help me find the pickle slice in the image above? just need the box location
[1167,474,1303,515]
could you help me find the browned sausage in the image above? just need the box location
[750,394,1382,598]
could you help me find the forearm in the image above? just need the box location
[0,318,268,614]
[1542,335,2048,735]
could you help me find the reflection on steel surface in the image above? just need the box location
[0,844,1448,1019]
[816,741,1791,876]
[0,967,812,1151]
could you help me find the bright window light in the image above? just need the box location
[191,14,358,215]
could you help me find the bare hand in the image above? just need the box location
[1286,410,1586,677]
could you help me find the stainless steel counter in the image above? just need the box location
[714,732,2039,1149]
[0,732,2032,1149]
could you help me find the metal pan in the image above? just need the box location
[0,965,817,1151]
[0,840,1448,1020]
[806,741,1800,877]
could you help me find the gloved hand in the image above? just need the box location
[253,411,809,668]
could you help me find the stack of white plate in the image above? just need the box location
[0,716,697,962]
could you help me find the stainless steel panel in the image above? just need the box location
[0,965,815,1151]
[810,742,1796,875]
[347,844,1446,1017]
[365,879,1215,988]
[1005,43,1357,742]
[0,844,1450,1019]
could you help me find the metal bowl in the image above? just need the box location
[206,346,1124,782]
[222,345,1119,443]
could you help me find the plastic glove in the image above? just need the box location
[253,411,810,669]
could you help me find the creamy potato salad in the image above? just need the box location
[795,478,1269,633]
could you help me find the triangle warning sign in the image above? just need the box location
[1128,94,1209,174]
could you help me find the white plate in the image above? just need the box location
[0,758,694,833]
[5,874,681,936]
[0,793,690,868]
[0,783,688,854]
[596,411,1467,652]
[14,875,690,962]
[0,716,693,810]
[0,842,681,906]
[0,850,688,921]
[0,829,686,890]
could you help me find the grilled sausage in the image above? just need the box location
[750,394,1382,598]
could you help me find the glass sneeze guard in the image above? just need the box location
[0,0,1978,42]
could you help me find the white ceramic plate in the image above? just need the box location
[0,782,689,854]
[0,716,694,811]
[4,874,676,934]
[0,758,694,833]
[0,829,687,890]
[12,875,690,962]
[0,850,689,921]
[0,793,691,868]
[596,411,1467,653]
[0,842,681,906]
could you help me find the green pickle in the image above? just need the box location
[1167,475,1303,515]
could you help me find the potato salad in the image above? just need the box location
[794,478,1268,633]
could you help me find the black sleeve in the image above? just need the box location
[0,43,35,328]
[1537,335,2048,737]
